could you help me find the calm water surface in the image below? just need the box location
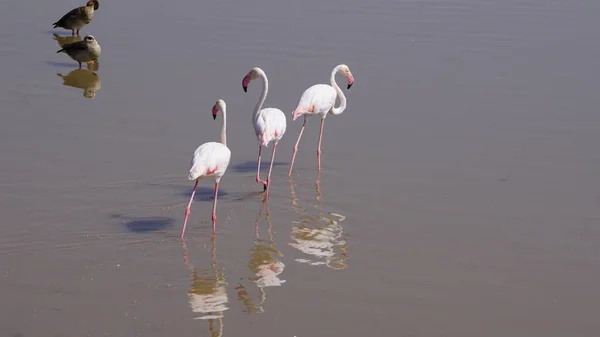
[1,0,600,336]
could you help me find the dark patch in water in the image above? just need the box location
[123,216,175,233]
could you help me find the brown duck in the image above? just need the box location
[56,35,101,68]
[53,0,99,36]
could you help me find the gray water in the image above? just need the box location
[1,0,600,336]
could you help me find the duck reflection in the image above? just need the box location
[53,33,81,48]
[236,201,285,313]
[56,68,101,98]
[182,228,227,336]
[288,177,349,270]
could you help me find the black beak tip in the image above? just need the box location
[347,83,353,90]
[243,86,248,93]
[212,114,217,120]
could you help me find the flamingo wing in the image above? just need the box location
[294,84,337,118]
[189,142,231,180]
[255,108,287,146]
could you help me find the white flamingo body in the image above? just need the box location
[255,108,286,147]
[289,64,354,175]
[181,99,230,238]
[294,84,337,119]
[188,142,231,182]
[242,67,287,196]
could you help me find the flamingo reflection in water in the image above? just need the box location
[288,177,349,270]
[236,201,285,313]
[182,226,227,336]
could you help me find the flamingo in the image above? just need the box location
[288,64,354,175]
[181,99,231,239]
[242,67,287,196]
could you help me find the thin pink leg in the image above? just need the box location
[265,143,278,198]
[288,117,307,176]
[256,146,267,187]
[317,118,325,172]
[212,182,219,222]
[181,179,199,239]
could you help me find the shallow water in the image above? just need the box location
[1,0,600,336]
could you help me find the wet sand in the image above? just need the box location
[1,0,600,336]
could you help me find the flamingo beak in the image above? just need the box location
[347,75,354,89]
[212,105,218,120]
[242,74,251,92]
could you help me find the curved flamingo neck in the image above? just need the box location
[253,69,269,122]
[330,65,346,115]
[220,104,227,147]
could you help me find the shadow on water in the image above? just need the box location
[235,200,286,313]
[182,229,228,336]
[230,160,287,173]
[176,185,264,203]
[47,61,79,68]
[47,30,77,36]
[228,190,265,202]
[113,215,176,233]
[177,186,229,201]
[288,176,350,270]
[48,61,99,70]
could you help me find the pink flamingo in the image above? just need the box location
[181,99,231,238]
[288,64,354,175]
[242,67,287,196]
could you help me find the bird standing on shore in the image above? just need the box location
[56,35,101,68]
[53,0,100,36]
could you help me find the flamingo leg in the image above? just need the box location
[181,179,199,239]
[212,182,219,223]
[265,143,277,197]
[288,117,307,176]
[317,118,325,172]
[256,146,267,188]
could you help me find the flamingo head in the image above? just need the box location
[337,64,354,89]
[242,67,262,92]
[212,99,226,120]
[86,0,99,10]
